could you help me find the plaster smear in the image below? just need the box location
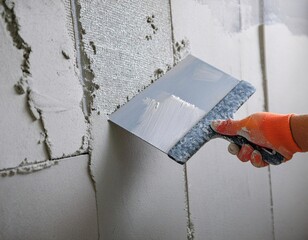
[0,3,48,168]
[11,0,88,158]
[133,95,205,153]
[79,0,174,115]
[195,0,308,36]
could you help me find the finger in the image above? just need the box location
[211,119,245,136]
[228,143,240,155]
[237,144,254,162]
[250,150,269,168]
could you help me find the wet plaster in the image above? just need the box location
[70,0,96,116]
[131,95,205,152]
[4,0,88,160]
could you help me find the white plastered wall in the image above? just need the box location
[1,0,308,239]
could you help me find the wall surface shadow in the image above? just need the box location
[90,114,187,239]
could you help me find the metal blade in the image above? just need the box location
[109,55,241,153]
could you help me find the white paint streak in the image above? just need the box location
[133,95,205,152]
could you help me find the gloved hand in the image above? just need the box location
[211,112,302,167]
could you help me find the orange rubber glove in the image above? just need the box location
[211,113,302,167]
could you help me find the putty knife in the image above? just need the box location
[109,55,284,165]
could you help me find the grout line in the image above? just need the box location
[268,166,276,240]
[0,152,89,178]
[0,152,89,172]
[70,1,100,239]
[168,0,176,64]
[258,24,270,112]
[238,0,244,81]
[184,165,195,240]
[238,0,242,35]
[70,0,90,117]
[258,1,276,239]
[49,151,89,161]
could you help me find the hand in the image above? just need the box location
[211,113,301,167]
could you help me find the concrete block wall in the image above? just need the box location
[1,0,307,239]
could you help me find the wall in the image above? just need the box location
[1,0,307,239]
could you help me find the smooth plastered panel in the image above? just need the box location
[90,113,187,239]
[265,3,308,237]
[0,155,98,240]
[171,1,273,239]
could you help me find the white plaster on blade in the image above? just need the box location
[133,95,205,152]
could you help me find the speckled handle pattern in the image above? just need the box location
[168,80,256,164]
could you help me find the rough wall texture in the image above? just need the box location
[79,0,174,115]
[1,0,308,239]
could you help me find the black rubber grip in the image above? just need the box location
[216,133,285,165]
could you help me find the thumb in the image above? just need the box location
[211,119,244,136]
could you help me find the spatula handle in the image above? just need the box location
[216,133,285,165]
